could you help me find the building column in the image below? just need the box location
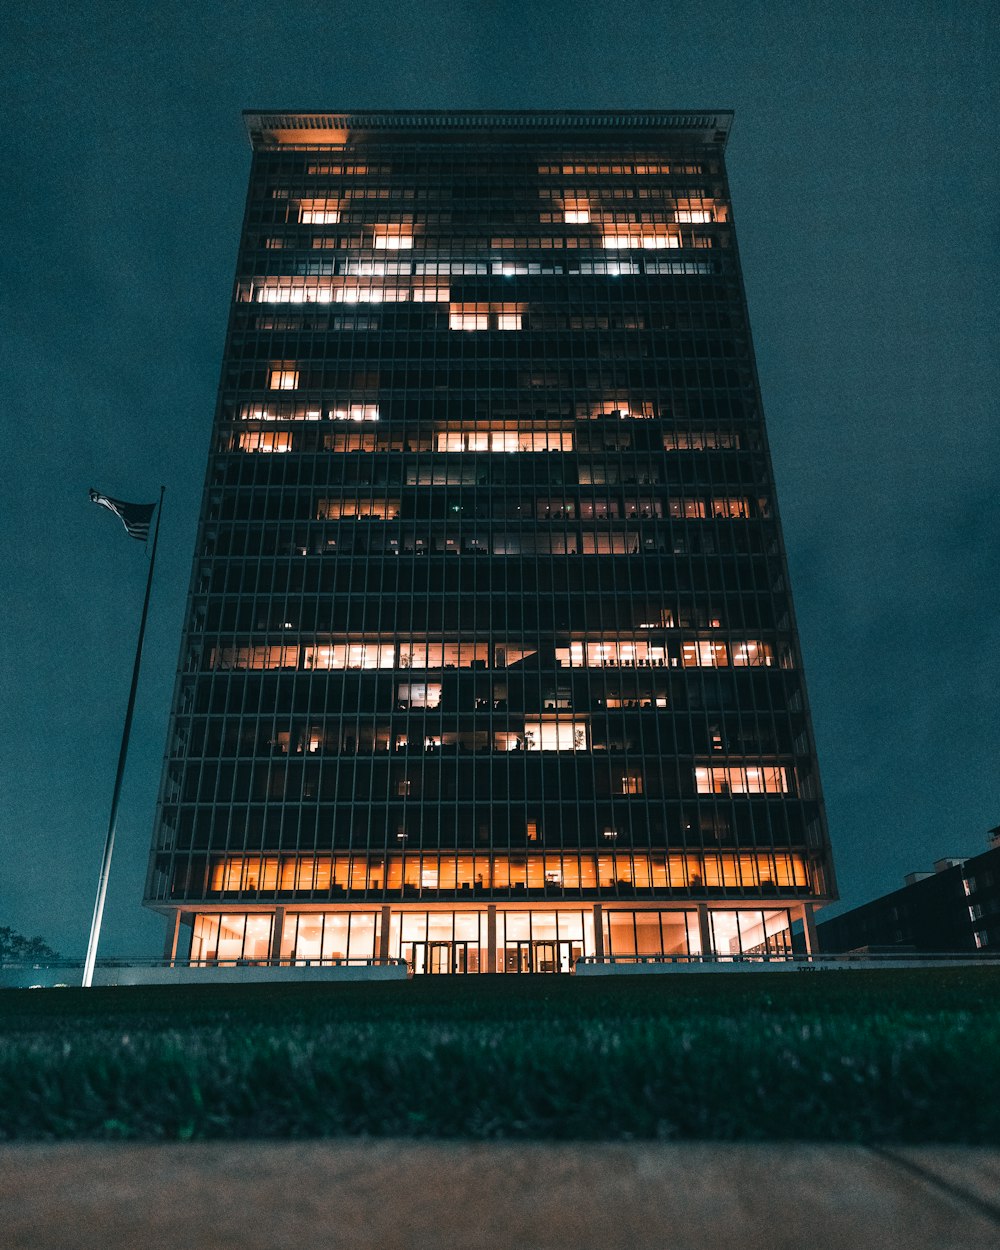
[269,906,285,962]
[697,904,714,961]
[163,910,181,962]
[800,903,818,958]
[378,906,392,963]
[592,904,605,960]
[487,905,497,973]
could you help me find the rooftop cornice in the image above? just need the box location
[243,109,733,150]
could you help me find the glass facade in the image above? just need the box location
[146,110,836,972]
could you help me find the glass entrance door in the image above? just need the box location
[410,941,468,974]
[506,940,576,973]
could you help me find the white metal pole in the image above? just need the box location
[82,486,165,987]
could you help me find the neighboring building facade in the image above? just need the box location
[818,842,1000,954]
[146,110,836,973]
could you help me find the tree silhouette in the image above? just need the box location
[0,927,58,962]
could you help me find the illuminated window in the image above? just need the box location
[237,404,321,422]
[237,431,292,454]
[254,280,335,304]
[732,642,774,668]
[298,199,340,224]
[712,497,750,518]
[682,641,729,668]
[564,208,591,224]
[399,642,489,669]
[669,498,706,519]
[695,767,789,795]
[523,721,589,751]
[555,641,667,669]
[623,498,662,518]
[336,287,409,303]
[675,209,714,224]
[450,312,489,330]
[398,682,442,709]
[621,774,643,795]
[435,428,571,453]
[303,644,394,670]
[316,498,398,520]
[450,303,523,331]
[585,399,654,420]
[269,367,299,390]
[602,233,680,249]
[373,229,413,249]
[330,404,379,422]
[190,914,273,964]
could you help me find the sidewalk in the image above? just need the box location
[3,1141,998,1249]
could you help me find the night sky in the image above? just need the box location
[3,1,997,957]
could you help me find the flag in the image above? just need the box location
[89,489,157,541]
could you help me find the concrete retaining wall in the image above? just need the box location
[575,957,1000,974]
[1,964,408,988]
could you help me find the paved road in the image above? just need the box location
[3,1141,999,1249]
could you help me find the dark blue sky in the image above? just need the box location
[3,1,997,956]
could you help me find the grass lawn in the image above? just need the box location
[1,969,997,1143]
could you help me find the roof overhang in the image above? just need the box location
[243,110,733,151]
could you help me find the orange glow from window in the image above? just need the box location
[330,403,379,421]
[316,498,399,519]
[236,431,293,453]
[711,497,750,518]
[373,229,413,249]
[268,367,299,390]
[695,767,790,795]
[298,199,340,224]
[200,849,810,898]
[449,303,524,331]
[602,233,680,250]
[450,312,488,330]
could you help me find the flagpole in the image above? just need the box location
[82,485,166,988]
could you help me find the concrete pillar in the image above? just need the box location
[800,903,818,958]
[697,904,713,961]
[592,904,605,960]
[269,906,285,962]
[487,905,497,973]
[378,906,392,962]
[163,911,181,962]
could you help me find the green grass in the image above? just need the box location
[2,970,998,1143]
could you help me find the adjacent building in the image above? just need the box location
[145,110,836,973]
[817,838,1000,954]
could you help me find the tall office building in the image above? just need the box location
[146,110,836,974]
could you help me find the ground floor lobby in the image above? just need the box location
[166,902,818,973]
